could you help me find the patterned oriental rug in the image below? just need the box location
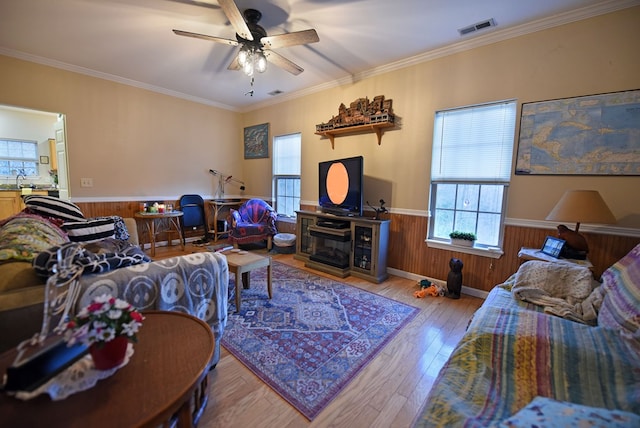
[221,261,419,420]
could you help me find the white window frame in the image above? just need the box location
[0,139,39,177]
[426,100,517,258]
[273,133,301,219]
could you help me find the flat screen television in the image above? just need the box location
[319,156,363,216]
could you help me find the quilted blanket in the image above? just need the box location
[77,252,229,365]
[414,286,640,427]
[510,261,600,324]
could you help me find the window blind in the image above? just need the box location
[431,100,516,182]
[273,133,301,175]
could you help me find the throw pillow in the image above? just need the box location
[0,213,69,262]
[62,218,116,243]
[23,195,85,222]
[598,243,640,338]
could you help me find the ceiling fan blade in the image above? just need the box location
[173,29,239,46]
[227,54,241,71]
[261,29,319,50]
[264,51,304,75]
[218,0,252,41]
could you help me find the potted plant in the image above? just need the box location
[65,294,144,370]
[449,231,476,247]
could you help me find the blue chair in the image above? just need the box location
[178,194,208,244]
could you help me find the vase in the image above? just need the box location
[90,336,129,370]
[451,238,474,248]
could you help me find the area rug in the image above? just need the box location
[221,261,419,420]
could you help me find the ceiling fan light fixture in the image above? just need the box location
[243,60,254,77]
[256,52,267,73]
[237,47,249,66]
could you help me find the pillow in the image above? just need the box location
[498,396,640,428]
[62,218,116,243]
[0,213,69,262]
[23,195,85,222]
[598,244,640,338]
[98,215,130,241]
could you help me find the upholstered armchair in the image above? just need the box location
[228,199,278,250]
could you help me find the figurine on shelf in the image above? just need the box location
[367,199,388,220]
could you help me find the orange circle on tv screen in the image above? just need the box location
[327,162,349,204]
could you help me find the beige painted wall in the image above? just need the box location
[1,7,639,228]
[243,7,640,228]
[0,56,241,199]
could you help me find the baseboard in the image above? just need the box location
[387,267,489,299]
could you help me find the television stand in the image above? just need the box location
[295,210,390,283]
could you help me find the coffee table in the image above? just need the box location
[223,250,272,312]
[0,311,214,428]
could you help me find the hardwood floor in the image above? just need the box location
[151,243,483,428]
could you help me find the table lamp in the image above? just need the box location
[545,190,616,255]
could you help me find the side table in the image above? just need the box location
[206,199,241,242]
[0,311,214,428]
[518,247,594,270]
[134,211,184,257]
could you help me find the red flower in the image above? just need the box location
[131,311,144,322]
[88,302,103,312]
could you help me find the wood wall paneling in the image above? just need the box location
[78,201,639,292]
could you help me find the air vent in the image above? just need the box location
[458,18,496,36]
[268,90,284,96]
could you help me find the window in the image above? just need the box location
[0,139,38,176]
[428,100,516,249]
[273,133,301,217]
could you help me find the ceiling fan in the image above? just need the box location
[173,0,319,76]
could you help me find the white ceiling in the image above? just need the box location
[0,0,637,111]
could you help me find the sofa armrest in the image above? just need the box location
[123,217,139,246]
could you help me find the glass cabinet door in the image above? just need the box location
[353,224,374,272]
[297,215,315,258]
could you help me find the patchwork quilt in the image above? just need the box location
[414,278,640,427]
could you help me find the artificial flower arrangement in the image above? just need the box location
[48,169,58,185]
[65,294,144,347]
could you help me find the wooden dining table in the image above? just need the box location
[0,311,214,428]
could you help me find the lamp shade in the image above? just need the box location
[545,190,616,227]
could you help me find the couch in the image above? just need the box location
[0,198,229,366]
[414,244,640,427]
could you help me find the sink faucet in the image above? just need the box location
[16,170,26,188]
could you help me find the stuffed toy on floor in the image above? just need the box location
[414,280,446,298]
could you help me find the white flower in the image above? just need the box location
[107,309,123,320]
[114,299,130,310]
[94,294,111,304]
[121,321,140,337]
[99,327,116,342]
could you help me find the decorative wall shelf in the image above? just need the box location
[315,122,395,149]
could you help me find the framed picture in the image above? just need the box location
[515,89,640,175]
[39,155,49,164]
[244,123,269,159]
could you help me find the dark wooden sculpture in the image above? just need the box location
[316,95,394,132]
[446,258,464,299]
[557,224,589,252]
